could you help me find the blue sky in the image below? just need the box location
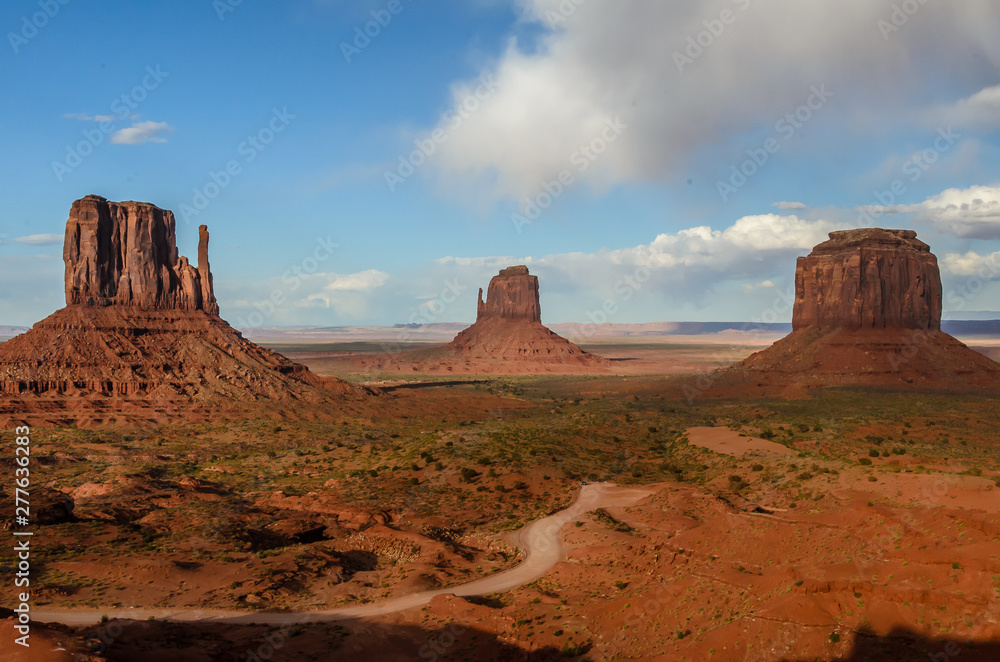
[2,0,999,328]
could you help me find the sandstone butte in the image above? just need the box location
[0,195,364,427]
[438,265,608,368]
[711,228,1000,395]
[358,266,609,374]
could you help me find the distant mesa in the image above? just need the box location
[712,228,1000,395]
[442,265,607,369]
[0,195,365,427]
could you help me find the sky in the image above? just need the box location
[1,0,999,329]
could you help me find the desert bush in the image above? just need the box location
[751,464,764,472]
[593,508,634,533]
[858,457,873,466]
[868,449,880,457]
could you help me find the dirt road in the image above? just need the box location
[34,482,658,626]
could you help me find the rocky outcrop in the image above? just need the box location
[64,195,218,313]
[792,229,941,331]
[476,266,541,323]
[0,195,366,427]
[707,228,1000,396]
[441,266,607,370]
[356,266,608,374]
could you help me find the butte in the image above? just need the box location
[363,266,609,374]
[708,228,1000,396]
[0,195,365,427]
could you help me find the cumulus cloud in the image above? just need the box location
[773,201,807,210]
[895,185,1000,238]
[13,234,63,246]
[939,250,1000,277]
[419,1,1000,202]
[110,120,174,145]
[438,213,835,306]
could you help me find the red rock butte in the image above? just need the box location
[792,229,941,331]
[0,195,364,427]
[357,266,608,374]
[711,228,1000,395]
[443,266,607,368]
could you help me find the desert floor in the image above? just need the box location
[3,339,1000,661]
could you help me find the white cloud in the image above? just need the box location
[314,269,389,294]
[13,234,62,246]
[110,120,174,145]
[418,1,1000,202]
[902,185,1000,238]
[773,201,807,210]
[439,213,835,302]
[940,250,1000,277]
[64,113,116,122]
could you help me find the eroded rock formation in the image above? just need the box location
[709,228,1000,395]
[0,195,364,427]
[443,266,607,369]
[792,229,941,331]
[476,265,541,323]
[64,195,218,314]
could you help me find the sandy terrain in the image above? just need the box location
[686,426,795,456]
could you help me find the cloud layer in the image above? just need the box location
[422,0,1000,202]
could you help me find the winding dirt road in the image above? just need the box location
[34,482,658,626]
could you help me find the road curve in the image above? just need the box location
[34,482,657,626]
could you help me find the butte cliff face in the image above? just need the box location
[712,228,1000,395]
[0,195,363,427]
[476,266,541,323]
[64,195,219,314]
[792,229,941,332]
